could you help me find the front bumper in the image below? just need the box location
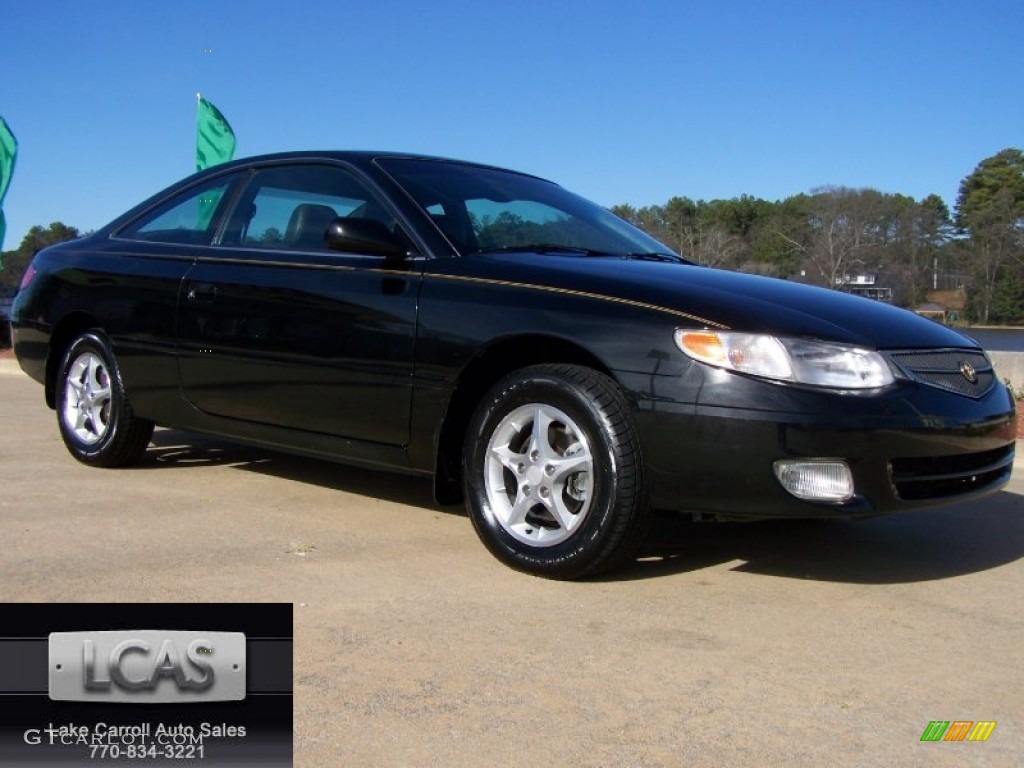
[627,370,1017,519]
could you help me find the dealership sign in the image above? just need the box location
[48,631,246,703]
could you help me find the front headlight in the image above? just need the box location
[674,331,895,389]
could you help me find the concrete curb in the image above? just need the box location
[0,358,24,375]
[988,351,1024,394]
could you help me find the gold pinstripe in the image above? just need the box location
[426,271,731,329]
[188,252,730,329]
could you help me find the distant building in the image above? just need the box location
[837,273,893,303]
[914,301,948,323]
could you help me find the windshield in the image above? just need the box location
[377,158,680,259]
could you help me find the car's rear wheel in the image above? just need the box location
[464,364,649,579]
[56,331,153,467]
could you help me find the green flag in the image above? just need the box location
[196,94,236,172]
[0,116,17,250]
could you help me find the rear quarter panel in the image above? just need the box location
[12,239,195,417]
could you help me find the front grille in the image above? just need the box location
[891,445,1014,501]
[886,349,994,398]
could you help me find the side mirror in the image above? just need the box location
[325,217,406,258]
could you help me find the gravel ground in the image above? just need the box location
[1,359,1021,767]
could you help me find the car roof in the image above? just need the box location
[93,151,552,238]
[198,150,546,180]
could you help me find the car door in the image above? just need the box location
[105,170,246,414]
[176,162,420,447]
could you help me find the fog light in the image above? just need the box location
[773,460,854,502]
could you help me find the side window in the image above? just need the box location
[225,165,395,252]
[119,177,237,245]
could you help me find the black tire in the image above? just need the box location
[55,331,154,467]
[464,364,649,579]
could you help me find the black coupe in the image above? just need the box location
[11,152,1016,577]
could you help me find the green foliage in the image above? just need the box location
[611,185,956,295]
[473,211,594,251]
[607,148,1023,318]
[0,221,81,295]
[989,269,1024,324]
[608,204,637,224]
[955,149,1024,232]
[258,226,283,244]
[953,148,1024,323]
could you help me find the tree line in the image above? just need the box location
[2,149,1022,323]
[611,148,1024,324]
[1,222,81,296]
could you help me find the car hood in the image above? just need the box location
[474,253,979,350]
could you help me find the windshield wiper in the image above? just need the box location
[621,252,688,264]
[469,245,690,263]
[471,244,608,256]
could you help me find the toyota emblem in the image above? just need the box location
[959,361,978,384]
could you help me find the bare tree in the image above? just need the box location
[683,223,742,268]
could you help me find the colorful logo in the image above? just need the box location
[920,721,996,742]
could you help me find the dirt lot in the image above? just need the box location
[1,358,1021,767]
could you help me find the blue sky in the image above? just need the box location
[1,0,1021,250]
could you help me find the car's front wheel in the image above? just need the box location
[464,364,649,579]
[56,331,154,467]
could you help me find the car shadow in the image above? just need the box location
[611,494,1024,584]
[141,429,450,514]
[141,429,1022,585]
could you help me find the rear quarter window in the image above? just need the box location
[118,178,236,245]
